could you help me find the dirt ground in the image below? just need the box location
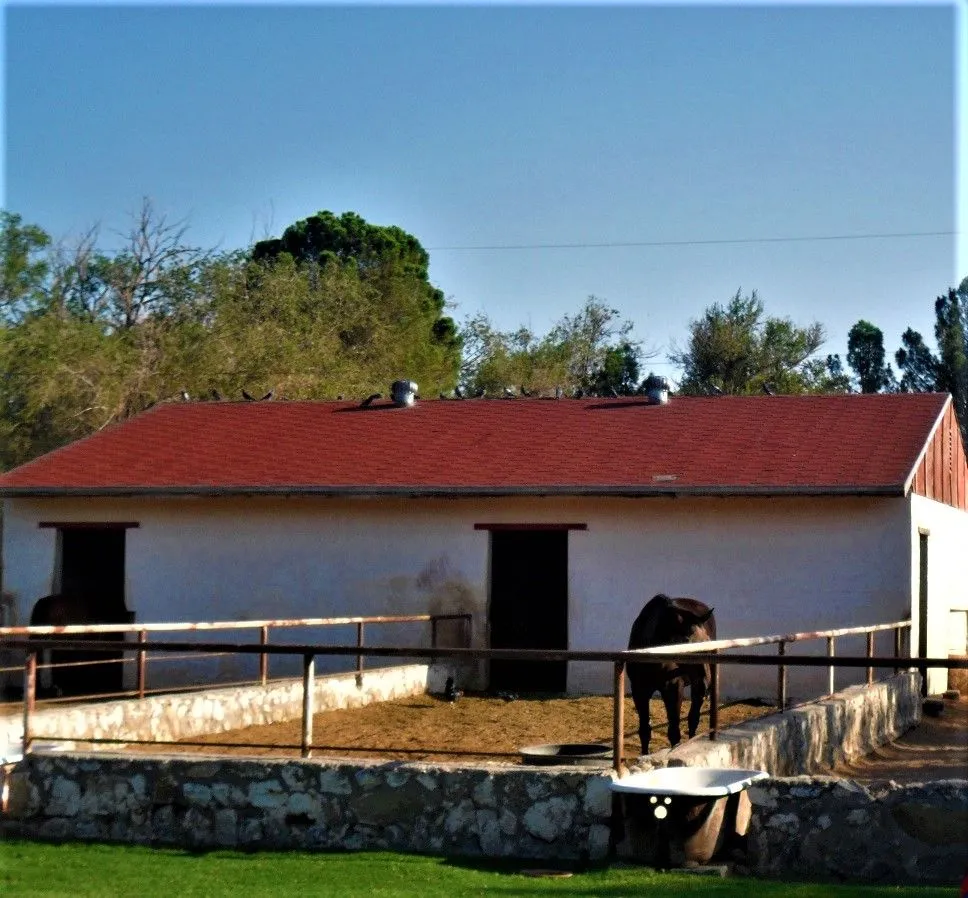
[132,693,774,764]
[132,691,968,779]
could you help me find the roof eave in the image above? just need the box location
[0,484,907,499]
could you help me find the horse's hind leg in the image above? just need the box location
[660,681,684,747]
[687,674,708,738]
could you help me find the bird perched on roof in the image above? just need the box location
[762,383,776,396]
[454,386,464,399]
[707,383,724,396]
[242,389,255,401]
[444,676,463,703]
[211,389,222,401]
[503,386,516,398]
[520,386,533,397]
[181,390,190,402]
[361,393,382,408]
[260,390,274,401]
[496,690,518,702]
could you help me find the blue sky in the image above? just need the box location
[3,2,963,381]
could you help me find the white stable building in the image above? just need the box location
[1,390,966,698]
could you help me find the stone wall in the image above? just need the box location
[2,669,958,884]
[3,753,614,861]
[749,777,968,885]
[634,672,922,775]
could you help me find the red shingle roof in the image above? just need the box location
[0,393,949,497]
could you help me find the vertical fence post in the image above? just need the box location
[826,637,835,696]
[356,623,364,688]
[612,661,625,777]
[866,631,875,685]
[894,626,902,674]
[22,652,36,754]
[137,630,148,699]
[777,641,787,710]
[259,626,269,686]
[301,653,315,759]
[709,651,719,741]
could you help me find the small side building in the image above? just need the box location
[1,391,965,698]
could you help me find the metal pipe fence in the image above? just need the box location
[0,612,472,703]
[4,617,962,777]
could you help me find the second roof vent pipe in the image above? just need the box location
[643,375,670,405]
[390,380,419,407]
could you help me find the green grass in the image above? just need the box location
[0,840,954,897]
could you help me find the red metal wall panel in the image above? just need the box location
[913,404,968,511]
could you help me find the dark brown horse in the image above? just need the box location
[28,592,125,697]
[627,594,716,755]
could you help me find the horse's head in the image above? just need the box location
[666,598,714,643]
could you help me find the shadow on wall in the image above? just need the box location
[417,556,483,688]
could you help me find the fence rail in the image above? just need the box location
[0,613,472,699]
[4,617,963,776]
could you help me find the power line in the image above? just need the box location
[427,229,956,252]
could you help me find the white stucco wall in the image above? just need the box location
[909,494,968,692]
[1,493,918,699]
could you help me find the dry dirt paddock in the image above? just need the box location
[133,694,775,764]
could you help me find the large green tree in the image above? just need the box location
[846,320,896,393]
[252,209,459,371]
[671,290,841,395]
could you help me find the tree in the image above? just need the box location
[459,297,647,397]
[671,290,831,395]
[895,328,939,393]
[0,211,50,322]
[587,342,641,396]
[846,320,896,393]
[932,280,968,429]
[893,277,968,446]
[252,209,459,381]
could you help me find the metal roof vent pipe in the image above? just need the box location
[643,375,670,405]
[390,380,419,407]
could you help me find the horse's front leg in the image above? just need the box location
[635,704,652,756]
[629,686,653,755]
[660,680,684,747]
[687,672,708,738]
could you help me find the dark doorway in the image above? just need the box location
[917,531,929,697]
[489,529,568,693]
[54,528,131,696]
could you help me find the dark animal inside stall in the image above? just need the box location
[29,591,129,698]
[627,594,716,755]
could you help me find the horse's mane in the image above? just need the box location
[627,594,672,649]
